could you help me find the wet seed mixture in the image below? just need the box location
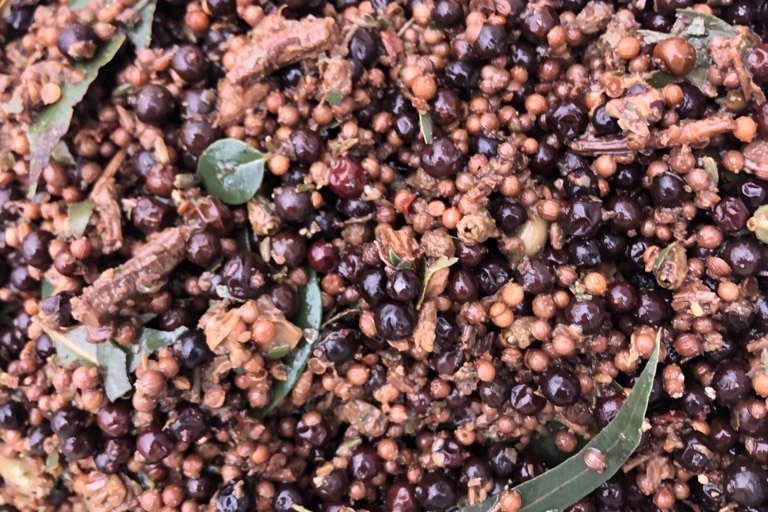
[2,0,768,510]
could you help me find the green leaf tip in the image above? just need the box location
[456,334,660,512]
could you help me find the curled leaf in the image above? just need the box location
[255,269,322,418]
[28,33,127,196]
[458,334,660,512]
[196,139,267,205]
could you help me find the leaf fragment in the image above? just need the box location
[457,334,660,512]
[196,139,267,205]
[417,256,458,308]
[419,112,433,144]
[67,200,95,237]
[28,33,127,196]
[127,326,187,371]
[325,90,343,106]
[255,269,322,418]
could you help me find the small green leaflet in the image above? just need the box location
[457,335,660,512]
[419,112,433,144]
[416,256,457,308]
[98,342,132,402]
[326,90,343,106]
[255,269,322,419]
[67,200,95,237]
[28,33,127,196]
[196,139,268,205]
[41,279,54,299]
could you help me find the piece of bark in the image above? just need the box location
[649,113,736,148]
[216,79,268,128]
[89,149,125,253]
[71,227,187,326]
[226,15,340,87]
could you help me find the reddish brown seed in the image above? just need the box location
[653,38,696,77]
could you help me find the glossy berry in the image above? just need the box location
[180,119,219,155]
[561,199,603,238]
[446,269,478,302]
[221,251,270,299]
[308,240,339,274]
[722,238,763,278]
[273,484,304,512]
[216,480,255,512]
[96,400,132,438]
[172,44,210,83]
[136,424,174,463]
[421,138,462,179]
[174,329,212,369]
[489,198,527,234]
[473,24,506,59]
[349,29,378,67]
[349,445,380,480]
[651,172,689,206]
[291,128,324,165]
[329,158,367,198]
[510,383,546,415]
[132,197,175,234]
[135,84,175,125]
[169,403,208,443]
[594,393,625,428]
[712,360,751,405]
[521,5,558,44]
[746,44,768,84]
[51,405,86,438]
[713,197,749,233]
[274,187,313,223]
[0,400,27,430]
[56,23,97,61]
[375,302,417,339]
[387,268,420,302]
[723,461,768,507]
[564,299,604,334]
[540,367,581,406]
[547,99,588,140]
[360,268,388,306]
[20,230,54,268]
[386,482,420,512]
[186,230,222,267]
[415,472,458,512]
[433,0,463,28]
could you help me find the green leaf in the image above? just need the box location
[419,112,433,144]
[196,139,267,205]
[458,334,660,512]
[40,324,98,366]
[255,269,322,418]
[67,200,95,237]
[127,326,187,371]
[97,342,132,401]
[28,33,126,196]
[126,0,158,50]
[69,0,91,10]
[417,256,458,308]
[41,279,54,299]
[326,90,343,106]
[265,345,291,360]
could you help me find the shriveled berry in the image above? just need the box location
[713,197,749,233]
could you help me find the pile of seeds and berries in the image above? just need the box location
[2,0,768,510]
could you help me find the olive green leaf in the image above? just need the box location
[419,112,433,144]
[457,334,660,512]
[196,139,268,205]
[28,33,127,196]
[255,269,322,419]
[67,199,95,237]
[98,342,132,401]
[417,256,458,308]
[126,0,158,50]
